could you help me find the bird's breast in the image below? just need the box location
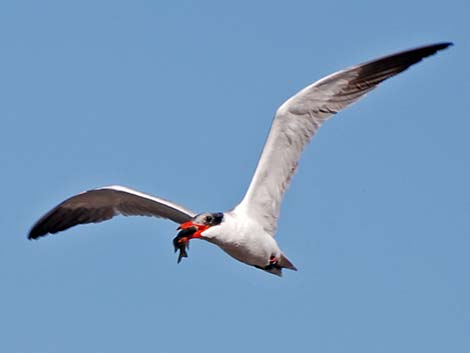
[200,213,280,267]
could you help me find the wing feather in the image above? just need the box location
[29,185,196,239]
[236,42,452,235]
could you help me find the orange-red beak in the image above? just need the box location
[177,221,209,239]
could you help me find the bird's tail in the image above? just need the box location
[260,253,298,277]
[279,253,297,271]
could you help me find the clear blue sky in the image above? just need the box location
[1,1,468,352]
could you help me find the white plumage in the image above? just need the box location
[29,43,452,276]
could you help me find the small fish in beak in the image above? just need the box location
[173,225,197,263]
[173,221,210,263]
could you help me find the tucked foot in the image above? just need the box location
[254,254,297,276]
[253,255,282,271]
[264,255,282,270]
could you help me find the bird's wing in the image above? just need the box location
[236,42,452,236]
[29,185,196,239]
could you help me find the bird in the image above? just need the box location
[28,42,452,276]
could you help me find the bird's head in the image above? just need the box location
[173,212,224,263]
[177,212,224,238]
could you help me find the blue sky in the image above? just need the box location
[1,1,468,352]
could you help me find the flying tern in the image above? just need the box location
[29,42,452,276]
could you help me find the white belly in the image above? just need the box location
[200,212,281,268]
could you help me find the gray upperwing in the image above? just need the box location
[29,185,196,239]
[237,42,452,236]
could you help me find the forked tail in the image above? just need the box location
[279,253,297,271]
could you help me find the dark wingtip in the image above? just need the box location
[427,42,453,55]
[424,42,453,56]
[28,227,43,240]
[419,42,453,52]
[433,42,453,49]
[28,221,54,240]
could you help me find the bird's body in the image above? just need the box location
[29,42,452,276]
[200,210,291,276]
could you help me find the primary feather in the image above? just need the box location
[236,42,452,236]
[29,185,195,239]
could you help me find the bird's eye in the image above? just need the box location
[205,215,213,223]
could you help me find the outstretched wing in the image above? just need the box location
[236,42,452,235]
[29,185,196,239]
